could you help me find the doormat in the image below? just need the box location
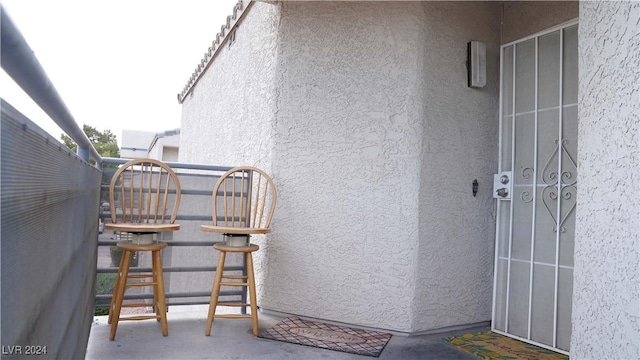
[443,331,569,360]
[259,316,392,357]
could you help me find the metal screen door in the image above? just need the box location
[492,21,578,354]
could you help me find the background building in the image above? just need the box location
[120,128,180,161]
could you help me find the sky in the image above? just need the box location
[0,0,238,146]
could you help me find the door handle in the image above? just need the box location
[493,172,512,199]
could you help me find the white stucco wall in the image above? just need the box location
[179,1,279,169]
[501,1,578,44]
[573,2,640,358]
[265,2,424,332]
[180,1,501,334]
[414,1,500,332]
[183,1,617,336]
[264,2,501,333]
[179,1,280,307]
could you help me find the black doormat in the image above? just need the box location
[259,316,392,357]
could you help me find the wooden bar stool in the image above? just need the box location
[200,166,277,336]
[105,158,181,341]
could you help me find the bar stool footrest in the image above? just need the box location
[128,274,153,279]
[214,314,253,319]
[221,275,248,280]
[217,302,251,307]
[121,302,153,308]
[119,315,162,321]
[126,282,158,287]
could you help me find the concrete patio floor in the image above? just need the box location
[86,306,488,359]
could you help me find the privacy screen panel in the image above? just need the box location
[1,100,101,359]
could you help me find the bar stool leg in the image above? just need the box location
[153,250,168,336]
[108,251,127,325]
[110,250,132,341]
[246,251,259,336]
[152,251,161,322]
[205,251,226,336]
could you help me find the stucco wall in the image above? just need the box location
[179,1,279,169]
[414,1,500,332]
[182,1,626,335]
[573,2,640,358]
[179,1,280,306]
[264,1,501,333]
[264,1,424,332]
[180,1,502,333]
[501,1,578,44]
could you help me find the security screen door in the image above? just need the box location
[492,21,578,354]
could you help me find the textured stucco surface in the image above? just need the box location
[501,1,578,44]
[258,1,499,333]
[181,1,500,333]
[572,2,640,358]
[414,1,500,332]
[265,2,424,332]
[179,1,280,305]
[180,1,279,170]
[178,1,591,334]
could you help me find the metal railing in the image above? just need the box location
[95,158,247,311]
[1,6,103,358]
[1,5,101,165]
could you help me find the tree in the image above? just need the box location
[61,124,120,159]
[62,125,120,214]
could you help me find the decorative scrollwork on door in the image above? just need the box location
[520,167,534,203]
[542,139,578,232]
